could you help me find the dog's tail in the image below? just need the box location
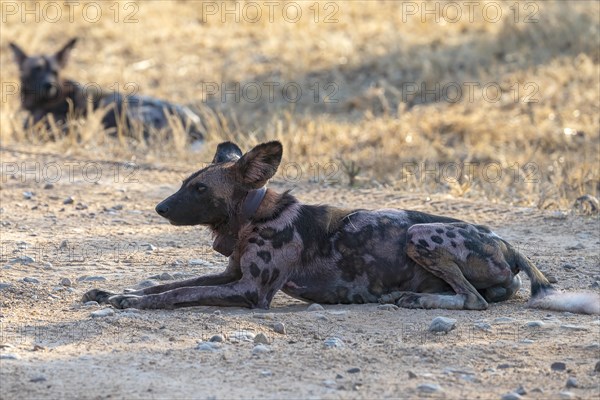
[514,250,599,315]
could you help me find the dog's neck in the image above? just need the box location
[212,187,267,257]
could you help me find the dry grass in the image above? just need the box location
[1,0,598,208]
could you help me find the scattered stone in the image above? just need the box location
[63,196,75,205]
[559,391,574,399]
[83,301,99,307]
[0,283,12,290]
[0,354,19,360]
[347,367,361,374]
[565,243,584,251]
[23,191,34,200]
[272,322,286,334]
[90,308,115,318]
[142,243,156,251]
[565,377,577,388]
[307,303,325,312]
[29,376,46,383]
[417,383,441,393]
[323,380,336,389]
[75,202,88,210]
[498,364,511,369]
[474,322,492,332]
[595,361,600,372]
[254,333,270,345]
[521,339,535,344]
[60,277,72,287]
[429,316,456,333]
[230,330,255,341]
[377,304,398,311]
[44,183,54,189]
[196,342,220,352]
[590,281,600,289]
[23,277,39,284]
[515,386,527,395]
[135,279,159,289]
[160,272,173,280]
[493,317,517,324]
[551,362,566,371]
[501,393,522,400]
[209,335,224,343]
[323,337,344,349]
[560,324,587,331]
[10,255,35,264]
[562,264,576,271]
[260,370,273,377]
[252,344,271,354]
[43,262,53,270]
[408,371,417,379]
[524,320,545,328]
[546,273,558,283]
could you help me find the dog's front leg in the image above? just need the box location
[108,276,281,310]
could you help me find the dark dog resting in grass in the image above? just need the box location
[9,38,203,140]
[84,141,599,314]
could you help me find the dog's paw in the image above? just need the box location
[82,289,116,304]
[108,294,143,309]
[394,292,424,309]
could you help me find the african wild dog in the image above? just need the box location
[84,141,599,314]
[9,38,203,140]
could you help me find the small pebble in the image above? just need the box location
[63,196,75,205]
[23,191,34,200]
[43,262,53,270]
[0,354,19,360]
[83,301,99,307]
[595,361,600,372]
[515,386,527,395]
[474,322,492,331]
[323,337,344,349]
[0,283,13,290]
[429,316,456,333]
[43,183,54,189]
[159,272,173,280]
[23,277,39,284]
[209,335,224,343]
[253,333,270,345]
[10,255,35,264]
[417,383,441,393]
[60,278,72,287]
[307,303,325,312]
[272,322,286,334]
[29,376,46,383]
[501,393,522,400]
[78,275,107,282]
[408,371,417,379]
[565,377,577,388]
[196,342,220,352]
[90,308,115,318]
[562,264,576,271]
[560,324,587,331]
[524,321,544,328]
[559,391,574,399]
[230,331,255,341]
[551,362,566,371]
[252,344,271,354]
[347,367,361,374]
[260,370,272,377]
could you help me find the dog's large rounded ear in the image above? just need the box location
[235,141,283,189]
[55,37,78,68]
[9,42,27,66]
[212,141,243,163]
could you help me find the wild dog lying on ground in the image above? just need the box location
[83,141,599,314]
[9,38,203,140]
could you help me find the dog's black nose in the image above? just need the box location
[42,82,53,90]
[155,204,169,216]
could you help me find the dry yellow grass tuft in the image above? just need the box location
[1,0,598,208]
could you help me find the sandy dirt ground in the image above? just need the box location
[0,148,599,400]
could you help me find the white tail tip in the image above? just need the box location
[529,291,600,315]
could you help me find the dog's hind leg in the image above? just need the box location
[394,223,503,310]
